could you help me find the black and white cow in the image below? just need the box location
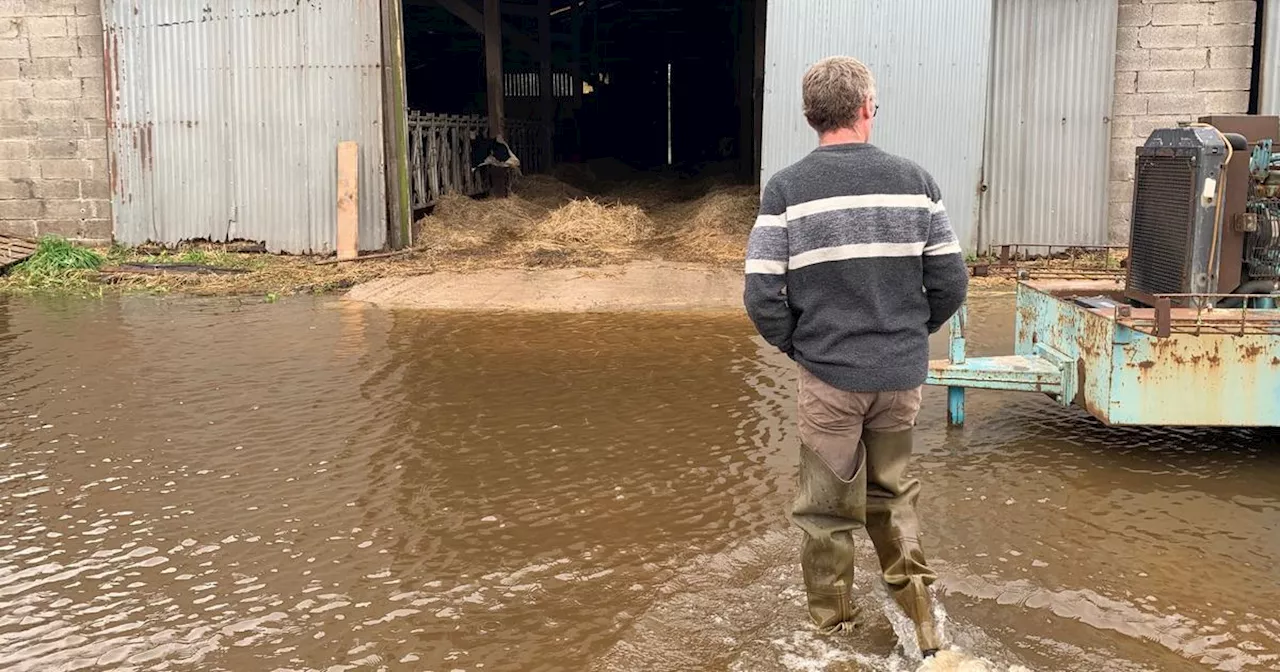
[469,131,521,174]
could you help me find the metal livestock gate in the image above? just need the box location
[406,113,546,210]
[102,0,389,254]
[759,0,1117,252]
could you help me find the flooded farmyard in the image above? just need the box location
[0,291,1277,671]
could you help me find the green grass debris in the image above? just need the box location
[1,236,105,292]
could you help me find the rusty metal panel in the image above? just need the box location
[759,0,993,250]
[1108,328,1280,426]
[102,1,387,254]
[932,280,1280,427]
[981,0,1117,250]
[1010,282,1117,420]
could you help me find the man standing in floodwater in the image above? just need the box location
[742,56,968,657]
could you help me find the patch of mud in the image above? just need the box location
[343,261,745,312]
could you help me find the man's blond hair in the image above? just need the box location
[802,56,876,134]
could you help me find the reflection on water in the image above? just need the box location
[0,292,1277,671]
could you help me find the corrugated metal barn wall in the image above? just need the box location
[1263,0,1280,115]
[759,0,1120,252]
[102,1,388,254]
[760,0,994,251]
[981,0,1118,250]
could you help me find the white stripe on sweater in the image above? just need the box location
[745,259,787,275]
[924,241,962,256]
[789,242,926,270]
[753,214,786,228]
[785,194,936,221]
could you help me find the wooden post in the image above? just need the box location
[736,0,753,181]
[571,5,582,109]
[587,0,599,76]
[751,0,766,183]
[484,0,510,197]
[337,141,360,261]
[570,3,583,158]
[538,0,554,171]
[484,0,505,141]
[380,0,412,248]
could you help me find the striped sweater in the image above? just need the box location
[744,143,968,392]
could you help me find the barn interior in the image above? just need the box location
[398,0,767,266]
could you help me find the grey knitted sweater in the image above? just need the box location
[744,143,968,392]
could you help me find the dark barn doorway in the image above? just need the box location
[399,0,766,200]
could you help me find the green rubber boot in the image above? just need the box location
[862,428,942,654]
[790,443,867,633]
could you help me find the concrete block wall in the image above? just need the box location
[1110,0,1258,243]
[0,0,110,244]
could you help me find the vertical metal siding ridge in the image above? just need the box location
[1264,0,1280,115]
[981,0,1117,250]
[103,0,387,254]
[760,0,993,251]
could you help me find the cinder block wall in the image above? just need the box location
[0,0,111,244]
[1110,0,1258,243]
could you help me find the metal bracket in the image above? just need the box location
[927,304,1079,426]
[1031,341,1077,407]
[947,305,966,426]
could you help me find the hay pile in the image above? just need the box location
[418,188,658,267]
[653,184,760,263]
[513,173,589,207]
[531,199,652,247]
[419,193,543,255]
[519,199,654,266]
[415,171,759,269]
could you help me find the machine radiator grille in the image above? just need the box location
[1127,155,1196,296]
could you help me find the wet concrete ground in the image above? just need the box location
[0,292,1277,671]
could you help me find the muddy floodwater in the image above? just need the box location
[1,292,1278,672]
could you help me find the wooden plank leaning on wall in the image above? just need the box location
[337,141,360,261]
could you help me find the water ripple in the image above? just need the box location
[0,294,1276,670]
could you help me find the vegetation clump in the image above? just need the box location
[2,236,105,292]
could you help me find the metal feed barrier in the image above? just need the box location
[407,112,546,210]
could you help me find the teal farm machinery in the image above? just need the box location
[928,116,1280,428]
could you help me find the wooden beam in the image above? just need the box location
[499,1,541,16]
[751,0,766,183]
[430,0,604,90]
[432,0,482,31]
[538,0,554,169]
[315,249,413,266]
[587,0,599,76]
[735,0,752,182]
[381,0,412,248]
[337,141,360,260]
[484,0,512,198]
[484,0,505,140]
[570,4,582,109]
